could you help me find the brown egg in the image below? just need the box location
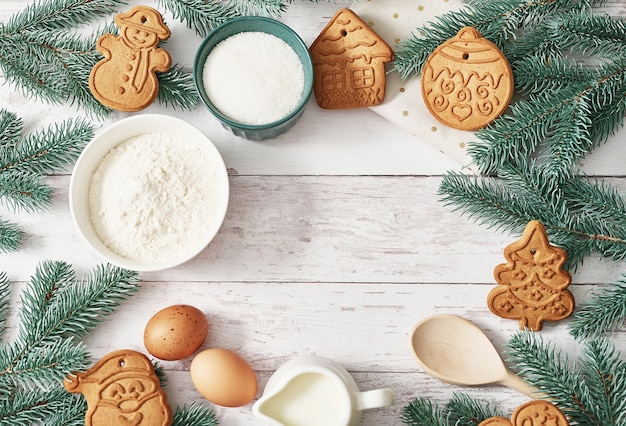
[144,304,208,360]
[190,348,258,407]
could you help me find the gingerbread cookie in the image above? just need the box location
[421,26,514,130]
[89,6,172,112]
[488,220,574,331]
[309,8,394,109]
[64,350,173,426]
[479,400,569,426]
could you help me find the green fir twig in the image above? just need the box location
[0,262,141,424]
[0,110,93,253]
[507,331,626,425]
[0,261,218,425]
[401,392,503,426]
[156,0,300,37]
[570,279,626,339]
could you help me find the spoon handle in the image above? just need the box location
[500,371,542,399]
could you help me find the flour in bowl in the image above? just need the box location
[89,133,221,264]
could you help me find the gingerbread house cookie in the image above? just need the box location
[309,8,394,109]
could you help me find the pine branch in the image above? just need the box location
[394,0,592,79]
[0,273,9,342]
[156,0,288,37]
[445,392,502,425]
[579,339,626,424]
[0,262,140,393]
[157,64,199,110]
[401,397,450,426]
[3,0,124,34]
[1,117,92,177]
[468,85,592,177]
[0,386,82,426]
[401,393,501,426]
[0,338,88,391]
[0,116,92,215]
[546,13,626,59]
[507,331,604,425]
[569,279,626,339]
[0,218,24,253]
[0,110,21,147]
[172,402,219,426]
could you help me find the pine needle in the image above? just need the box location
[0,219,24,253]
[172,402,219,426]
[570,279,626,339]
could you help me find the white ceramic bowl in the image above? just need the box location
[69,114,229,271]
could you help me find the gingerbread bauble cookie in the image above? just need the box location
[488,220,574,331]
[89,6,172,112]
[421,26,513,130]
[64,350,173,426]
[479,400,569,426]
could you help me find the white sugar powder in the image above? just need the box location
[89,133,220,264]
[202,31,305,125]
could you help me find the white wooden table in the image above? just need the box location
[2,1,626,424]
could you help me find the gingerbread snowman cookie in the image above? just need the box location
[90,6,171,112]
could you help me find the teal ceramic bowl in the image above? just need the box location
[194,17,313,140]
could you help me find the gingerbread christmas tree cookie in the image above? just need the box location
[89,6,172,112]
[488,220,574,331]
[64,350,173,426]
[421,26,514,130]
[479,400,569,426]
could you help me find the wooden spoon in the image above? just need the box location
[410,314,539,398]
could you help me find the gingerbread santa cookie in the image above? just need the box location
[421,27,514,130]
[488,220,574,331]
[309,8,394,109]
[479,400,569,426]
[89,6,172,112]
[64,350,172,426]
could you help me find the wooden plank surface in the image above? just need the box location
[2,1,626,425]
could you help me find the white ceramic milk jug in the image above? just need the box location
[252,355,395,426]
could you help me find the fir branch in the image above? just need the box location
[172,402,219,426]
[156,0,238,37]
[157,64,199,110]
[2,0,124,34]
[1,117,92,176]
[0,110,21,147]
[394,0,592,79]
[0,338,88,391]
[507,331,603,425]
[0,273,9,342]
[445,392,503,425]
[0,386,80,426]
[579,339,626,424]
[157,0,289,37]
[0,173,52,213]
[512,55,595,98]
[569,279,626,339]
[402,397,450,426]
[546,12,626,59]
[468,86,592,177]
[0,262,140,394]
[0,219,24,253]
[0,116,92,215]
